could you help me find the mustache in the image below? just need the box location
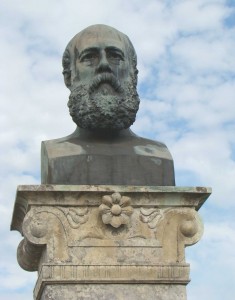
[89,73,123,93]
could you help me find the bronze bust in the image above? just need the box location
[41,24,175,186]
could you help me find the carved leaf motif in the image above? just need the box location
[140,208,163,229]
[59,207,89,229]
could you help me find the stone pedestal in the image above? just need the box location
[11,185,211,300]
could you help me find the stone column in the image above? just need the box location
[11,185,211,300]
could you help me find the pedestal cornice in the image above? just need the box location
[11,185,211,233]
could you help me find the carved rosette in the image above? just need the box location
[99,192,133,228]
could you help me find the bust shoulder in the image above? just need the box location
[41,128,175,186]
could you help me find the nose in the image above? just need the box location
[96,51,112,74]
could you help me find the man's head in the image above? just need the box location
[62,24,140,131]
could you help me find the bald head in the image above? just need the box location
[62,24,138,90]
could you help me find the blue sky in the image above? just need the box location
[1,1,235,299]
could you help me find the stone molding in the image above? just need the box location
[34,264,190,299]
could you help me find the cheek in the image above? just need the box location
[114,63,130,80]
[75,64,96,81]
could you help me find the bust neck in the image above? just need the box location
[70,127,137,141]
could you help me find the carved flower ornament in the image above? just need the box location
[99,192,133,228]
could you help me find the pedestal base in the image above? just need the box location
[11,185,211,300]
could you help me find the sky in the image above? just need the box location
[1,0,235,299]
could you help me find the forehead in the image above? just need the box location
[75,29,126,53]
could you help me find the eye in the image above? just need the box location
[80,51,99,65]
[106,50,124,64]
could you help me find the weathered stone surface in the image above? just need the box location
[11,185,211,299]
[41,284,186,300]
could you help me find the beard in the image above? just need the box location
[67,73,140,131]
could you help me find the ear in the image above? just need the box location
[62,48,72,90]
[63,70,72,89]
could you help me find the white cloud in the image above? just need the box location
[171,0,230,31]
